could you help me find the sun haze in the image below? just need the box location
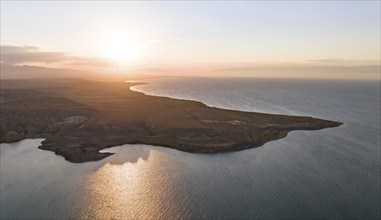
[0,1,380,79]
[103,36,142,62]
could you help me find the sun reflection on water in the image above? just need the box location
[80,148,182,220]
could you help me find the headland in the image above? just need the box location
[0,79,342,163]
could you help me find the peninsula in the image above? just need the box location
[0,79,342,163]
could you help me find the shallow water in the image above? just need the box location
[1,78,380,219]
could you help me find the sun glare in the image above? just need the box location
[103,36,141,62]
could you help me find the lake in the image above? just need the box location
[1,78,380,219]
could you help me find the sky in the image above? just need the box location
[1,1,380,79]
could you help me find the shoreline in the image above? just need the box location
[0,79,343,163]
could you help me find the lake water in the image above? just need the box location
[1,78,380,219]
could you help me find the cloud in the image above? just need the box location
[307,58,344,64]
[1,45,379,80]
[1,45,70,64]
[0,45,115,68]
[65,57,116,67]
[307,58,380,66]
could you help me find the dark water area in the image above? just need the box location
[1,78,380,219]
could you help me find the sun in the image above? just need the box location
[103,36,140,62]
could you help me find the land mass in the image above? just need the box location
[0,79,342,163]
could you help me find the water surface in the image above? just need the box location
[1,78,380,219]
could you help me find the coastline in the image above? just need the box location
[0,79,343,163]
